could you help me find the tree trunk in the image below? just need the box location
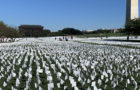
[127,34,130,40]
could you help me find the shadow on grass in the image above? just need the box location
[104,39,140,43]
[74,40,140,49]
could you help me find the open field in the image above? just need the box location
[0,37,140,90]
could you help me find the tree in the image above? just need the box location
[0,21,19,42]
[125,18,140,40]
[42,29,51,37]
[61,28,83,35]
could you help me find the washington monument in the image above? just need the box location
[126,0,139,23]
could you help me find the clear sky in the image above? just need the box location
[0,0,139,31]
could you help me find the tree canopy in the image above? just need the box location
[125,18,140,35]
[0,21,19,37]
[60,28,83,35]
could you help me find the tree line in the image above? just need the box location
[0,19,140,40]
[0,21,20,38]
[0,21,83,38]
[41,28,83,37]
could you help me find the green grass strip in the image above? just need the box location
[74,40,140,49]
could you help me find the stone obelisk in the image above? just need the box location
[126,0,139,23]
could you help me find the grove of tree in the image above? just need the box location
[125,18,140,40]
[0,21,19,38]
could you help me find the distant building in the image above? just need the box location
[85,30,94,33]
[113,29,119,33]
[19,25,43,37]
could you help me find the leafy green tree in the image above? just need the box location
[0,21,20,42]
[61,28,83,35]
[42,29,51,36]
[125,18,140,40]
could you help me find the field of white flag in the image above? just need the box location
[0,37,140,90]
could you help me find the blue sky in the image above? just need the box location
[0,0,139,31]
